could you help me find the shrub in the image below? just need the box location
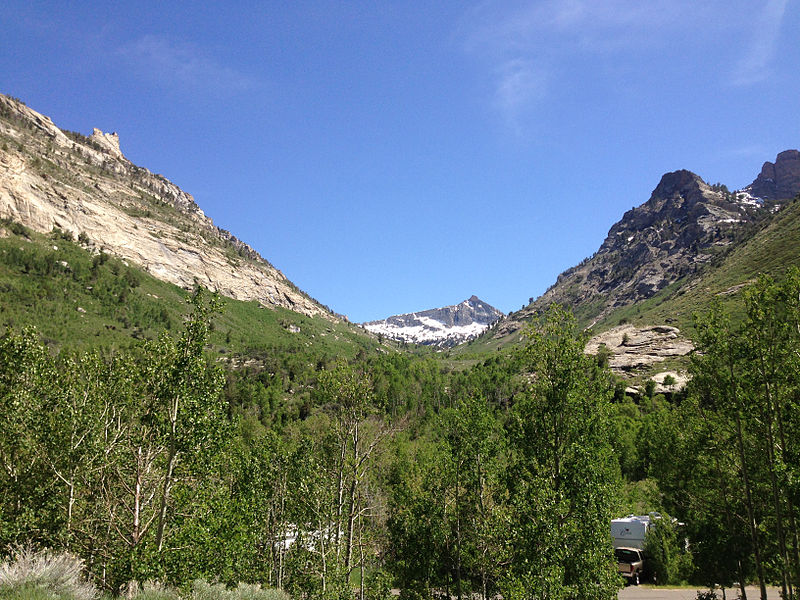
[130,581,181,600]
[231,583,290,600]
[0,547,97,600]
[50,227,74,242]
[363,569,394,600]
[191,580,289,600]
[595,343,611,368]
[0,218,31,238]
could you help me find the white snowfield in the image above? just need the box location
[363,296,504,347]
[364,315,488,345]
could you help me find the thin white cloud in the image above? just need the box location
[458,1,759,132]
[118,35,257,96]
[731,0,788,86]
[458,0,696,133]
[461,0,694,56]
[493,58,547,131]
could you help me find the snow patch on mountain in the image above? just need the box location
[365,318,488,346]
[363,296,504,348]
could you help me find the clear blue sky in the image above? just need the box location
[2,1,798,322]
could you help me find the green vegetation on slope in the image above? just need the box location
[0,302,623,600]
[0,218,379,360]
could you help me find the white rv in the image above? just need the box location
[611,515,651,549]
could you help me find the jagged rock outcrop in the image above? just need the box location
[0,93,328,317]
[364,295,504,347]
[90,128,123,159]
[745,149,800,202]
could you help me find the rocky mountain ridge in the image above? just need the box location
[364,295,504,347]
[0,93,327,318]
[492,152,800,341]
[745,149,800,202]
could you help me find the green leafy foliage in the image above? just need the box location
[0,292,230,590]
[503,306,621,600]
[639,271,800,597]
[643,516,691,585]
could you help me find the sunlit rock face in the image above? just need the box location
[0,93,329,318]
[494,165,780,338]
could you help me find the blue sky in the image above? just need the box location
[2,1,798,322]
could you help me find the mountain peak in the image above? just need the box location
[745,149,800,201]
[364,297,503,348]
[493,163,768,338]
[651,169,704,198]
[644,169,712,215]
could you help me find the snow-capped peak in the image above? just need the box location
[363,296,503,348]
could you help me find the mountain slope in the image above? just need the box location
[599,192,800,333]
[0,93,326,318]
[460,151,800,357]
[363,295,504,347]
[493,158,798,339]
[0,217,381,361]
[534,171,766,321]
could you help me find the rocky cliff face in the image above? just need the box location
[364,295,504,347]
[744,149,800,202]
[0,94,328,317]
[490,149,800,349]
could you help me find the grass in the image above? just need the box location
[130,582,181,600]
[0,548,97,600]
[190,581,289,600]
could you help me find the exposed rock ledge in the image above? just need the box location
[585,324,694,372]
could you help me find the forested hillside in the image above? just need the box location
[3,270,800,600]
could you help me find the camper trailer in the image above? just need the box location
[611,515,650,549]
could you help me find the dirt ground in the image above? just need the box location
[619,585,782,600]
